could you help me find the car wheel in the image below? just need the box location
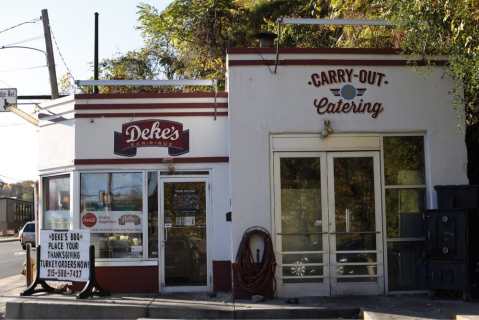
[22,244,26,250]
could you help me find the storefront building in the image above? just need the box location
[37,48,468,296]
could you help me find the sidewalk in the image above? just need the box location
[5,290,479,319]
[0,275,26,320]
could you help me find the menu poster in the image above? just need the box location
[173,189,200,215]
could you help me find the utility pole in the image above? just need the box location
[41,9,59,99]
[94,12,99,94]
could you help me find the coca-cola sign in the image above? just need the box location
[82,212,97,228]
[114,119,189,157]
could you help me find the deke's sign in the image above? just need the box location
[308,68,387,119]
[114,119,189,157]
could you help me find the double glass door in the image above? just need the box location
[274,151,384,296]
[158,177,209,292]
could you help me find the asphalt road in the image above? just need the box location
[0,241,25,279]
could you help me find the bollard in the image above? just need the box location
[26,243,32,286]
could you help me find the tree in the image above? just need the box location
[379,0,479,182]
[97,0,344,90]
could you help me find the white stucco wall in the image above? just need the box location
[227,54,468,253]
[38,97,75,172]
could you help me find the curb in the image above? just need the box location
[5,299,360,319]
[0,238,18,243]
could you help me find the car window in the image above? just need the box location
[24,223,35,232]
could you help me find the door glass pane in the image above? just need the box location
[280,158,322,249]
[282,234,322,251]
[283,253,323,264]
[337,253,376,263]
[386,189,425,238]
[333,156,379,285]
[283,266,324,278]
[148,172,158,258]
[337,265,377,276]
[336,233,376,251]
[164,182,206,286]
[334,157,375,234]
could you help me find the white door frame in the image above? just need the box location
[158,175,212,293]
[273,151,384,296]
[327,151,384,296]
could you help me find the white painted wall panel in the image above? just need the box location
[38,120,75,171]
[75,117,228,159]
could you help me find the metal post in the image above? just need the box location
[94,12,99,94]
[26,243,32,286]
[41,9,59,99]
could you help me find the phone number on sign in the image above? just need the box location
[46,268,83,279]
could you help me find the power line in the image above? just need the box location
[0,65,47,73]
[0,17,41,37]
[49,22,75,82]
[4,35,43,47]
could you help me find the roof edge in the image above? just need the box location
[227,47,402,55]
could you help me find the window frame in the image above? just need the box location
[380,133,429,294]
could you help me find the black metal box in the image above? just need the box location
[435,185,479,210]
[425,209,467,261]
[428,261,466,290]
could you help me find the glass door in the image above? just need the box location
[273,152,330,297]
[159,178,209,292]
[274,151,384,296]
[327,152,384,295]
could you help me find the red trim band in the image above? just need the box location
[227,47,402,54]
[228,59,448,66]
[74,157,229,165]
[74,103,228,110]
[75,112,228,118]
[75,92,228,99]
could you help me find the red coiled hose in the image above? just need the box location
[233,227,276,298]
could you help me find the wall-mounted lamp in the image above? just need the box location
[319,120,334,139]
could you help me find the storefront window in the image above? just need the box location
[80,172,143,259]
[384,136,425,186]
[43,175,71,230]
[383,136,426,291]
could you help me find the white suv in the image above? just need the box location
[19,221,35,250]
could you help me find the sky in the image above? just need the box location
[0,0,173,182]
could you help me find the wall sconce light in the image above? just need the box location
[319,119,334,139]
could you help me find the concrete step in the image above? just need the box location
[6,297,360,319]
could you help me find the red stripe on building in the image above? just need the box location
[74,157,229,165]
[227,47,402,54]
[74,103,228,110]
[228,59,448,66]
[75,112,228,118]
[75,92,228,99]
